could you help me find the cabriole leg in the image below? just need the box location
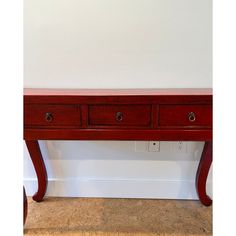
[25,140,48,202]
[196,141,212,206]
[23,186,27,225]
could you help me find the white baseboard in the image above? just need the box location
[23,178,212,200]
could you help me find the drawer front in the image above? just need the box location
[159,105,212,128]
[88,105,152,127]
[24,104,81,127]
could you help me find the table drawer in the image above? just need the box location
[159,105,212,128]
[24,104,81,127]
[88,105,152,127]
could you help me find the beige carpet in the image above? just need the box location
[24,197,212,236]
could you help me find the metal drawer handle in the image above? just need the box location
[45,112,53,122]
[116,112,123,122]
[188,112,196,122]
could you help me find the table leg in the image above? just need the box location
[25,140,48,202]
[23,186,27,225]
[196,141,212,206]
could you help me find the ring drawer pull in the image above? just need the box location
[45,112,53,122]
[116,112,123,122]
[188,112,196,122]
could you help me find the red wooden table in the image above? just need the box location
[24,88,212,206]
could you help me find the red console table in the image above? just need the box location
[24,88,212,206]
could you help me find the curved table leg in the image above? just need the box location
[25,140,48,202]
[196,141,212,206]
[23,186,28,225]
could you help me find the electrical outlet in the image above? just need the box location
[172,141,187,153]
[148,141,160,152]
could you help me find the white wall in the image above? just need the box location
[24,0,212,199]
[24,0,212,89]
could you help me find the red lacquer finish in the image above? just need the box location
[159,105,212,128]
[24,88,212,206]
[24,104,81,128]
[196,141,213,206]
[25,140,48,202]
[24,88,212,105]
[88,104,152,128]
[24,129,212,141]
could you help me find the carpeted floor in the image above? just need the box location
[24,197,212,236]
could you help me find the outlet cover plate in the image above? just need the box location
[172,141,187,153]
[148,141,160,152]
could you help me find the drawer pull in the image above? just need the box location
[116,112,123,122]
[45,112,53,122]
[188,112,196,122]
